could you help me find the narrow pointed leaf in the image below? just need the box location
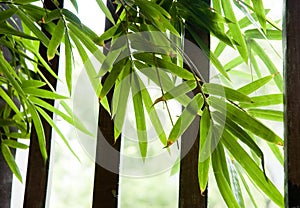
[222,131,284,207]
[221,0,248,62]
[36,106,80,161]
[212,142,240,208]
[95,0,115,25]
[203,83,252,102]
[132,73,147,159]
[24,88,68,99]
[209,97,283,145]
[239,94,283,108]
[21,80,46,88]
[167,94,203,146]
[65,32,73,95]
[237,74,275,95]
[251,0,266,32]
[247,109,283,121]
[1,143,22,182]
[198,107,211,193]
[47,19,65,60]
[2,140,28,149]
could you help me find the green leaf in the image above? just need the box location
[47,19,65,60]
[30,97,92,136]
[68,23,105,63]
[134,53,195,80]
[187,27,230,80]
[70,33,110,114]
[29,105,47,161]
[249,39,283,91]
[245,29,282,40]
[198,107,211,193]
[209,97,283,145]
[69,0,78,12]
[239,94,283,108]
[65,32,73,95]
[0,7,17,21]
[268,143,284,165]
[251,0,266,32]
[132,72,147,159]
[95,0,115,25]
[21,80,46,88]
[1,143,22,182]
[62,9,82,26]
[2,140,28,149]
[203,83,252,102]
[24,88,68,99]
[35,106,80,161]
[0,87,22,118]
[228,160,245,208]
[0,23,39,40]
[136,76,168,146]
[112,64,131,140]
[222,131,284,207]
[212,142,239,208]
[221,0,248,62]
[153,80,196,105]
[237,74,275,95]
[17,8,50,47]
[247,109,283,122]
[100,59,128,100]
[167,94,203,146]
[224,56,243,71]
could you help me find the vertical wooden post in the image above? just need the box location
[179,22,209,208]
[92,1,121,207]
[23,0,63,207]
[284,0,300,206]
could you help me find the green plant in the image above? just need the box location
[0,0,283,207]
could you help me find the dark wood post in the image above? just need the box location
[284,0,300,206]
[23,0,64,207]
[92,1,121,207]
[179,12,209,208]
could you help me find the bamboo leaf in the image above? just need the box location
[2,140,28,149]
[153,80,196,105]
[47,19,65,60]
[0,23,39,40]
[95,0,115,25]
[198,107,212,193]
[237,74,275,95]
[137,76,168,146]
[1,143,22,182]
[17,8,50,47]
[222,131,284,207]
[167,94,203,146]
[0,7,17,21]
[212,142,239,208]
[35,106,80,161]
[239,94,283,108]
[245,29,282,40]
[29,105,47,161]
[228,159,245,208]
[132,72,147,159]
[247,109,283,122]
[251,0,266,32]
[134,53,195,80]
[24,88,68,99]
[69,0,78,12]
[209,97,283,145]
[0,87,22,118]
[249,39,283,91]
[65,32,73,95]
[221,0,248,62]
[21,80,46,89]
[203,83,252,102]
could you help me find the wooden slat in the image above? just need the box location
[284,0,300,206]
[92,1,120,207]
[179,28,209,208]
[23,1,64,207]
